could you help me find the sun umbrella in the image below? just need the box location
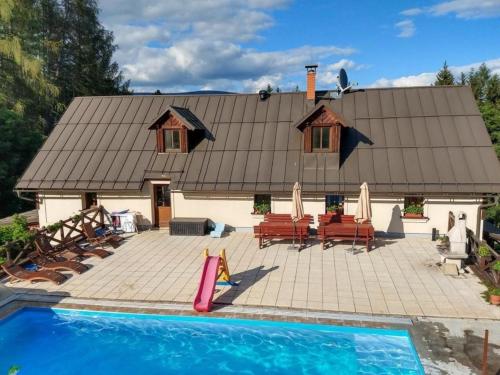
[352,182,371,252]
[289,182,304,250]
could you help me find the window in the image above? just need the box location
[163,129,181,150]
[325,194,344,213]
[84,192,98,209]
[312,127,330,151]
[403,196,424,217]
[253,194,271,214]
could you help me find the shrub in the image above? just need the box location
[493,260,500,272]
[485,204,500,228]
[478,244,491,257]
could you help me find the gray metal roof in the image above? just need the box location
[16,86,500,194]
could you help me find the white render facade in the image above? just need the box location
[37,183,483,238]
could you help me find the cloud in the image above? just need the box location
[395,19,416,38]
[318,59,368,85]
[400,8,424,16]
[401,0,500,19]
[370,58,500,87]
[100,0,355,92]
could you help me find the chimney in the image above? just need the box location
[305,64,318,101]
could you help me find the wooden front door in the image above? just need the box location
[154,184,171,227]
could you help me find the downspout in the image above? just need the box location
[476,195,499,241]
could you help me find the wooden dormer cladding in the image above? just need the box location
[155,114,188,153]
[296,105,344,153]
[149,105,209,154]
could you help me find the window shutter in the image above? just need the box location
[156,127,164,152]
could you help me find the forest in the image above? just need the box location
[0,0,129,217]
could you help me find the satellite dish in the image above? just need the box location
[337,68,352,94]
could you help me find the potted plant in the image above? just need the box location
[45,222,62,234]
[477,244,491,268]
[326,203,342,214]
[71,213,82,224]
[493,260,500,284]
[253,202,271,215]
[489,287,500,305]
[403,204,424,218]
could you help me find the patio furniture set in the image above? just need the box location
[1,223,122,285]
[253,212,375,251]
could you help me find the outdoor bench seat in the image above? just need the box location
[253,222,310,249]
[317,222,374,251]
[264,214,313,224]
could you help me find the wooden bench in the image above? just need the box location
[264,213,313,224]
[317,222,374,251]
[318,214,356,226]
[253,222,310,249]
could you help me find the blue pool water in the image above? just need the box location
[0,308,424,374]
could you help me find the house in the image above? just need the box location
[15,66,500,237]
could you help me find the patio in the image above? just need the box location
[3,231,499,319]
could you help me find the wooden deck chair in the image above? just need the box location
[28,251,88,275]
[1,263,66,285]
[35,235,111,260]
[82,223,122,247]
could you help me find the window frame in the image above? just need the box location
[403,196,425,218]
[253,194,271,215]
[311,125,331,152]
[163,129,181,151]
[325,194,344,214]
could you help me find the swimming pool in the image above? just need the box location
[0,308,424,374]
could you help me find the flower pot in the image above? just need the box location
[403,213,423,219]
[490,294,500,305]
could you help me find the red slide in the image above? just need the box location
[193,256,221,312]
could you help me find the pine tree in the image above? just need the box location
[434,61,455,86]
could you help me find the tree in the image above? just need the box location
[434,61,455,86]
[0,0,130,218]
[265,84,273,93]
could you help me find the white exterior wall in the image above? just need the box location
[38,189,482,236]
[171,191,254,228]
[171,192,481,236]
[97,187,153,228]
[38,192,83,227]
[38,185,154,228]
[342,197,481,236]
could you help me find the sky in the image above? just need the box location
[98,0,500,93]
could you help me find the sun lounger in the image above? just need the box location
[210,223,225,238]
[1,263,66,285]
[35,235,111,260]
[28,252,88,274]
[82,223,123,247]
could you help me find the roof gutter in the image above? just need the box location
[476,195,499,240]
[15,190,36,203]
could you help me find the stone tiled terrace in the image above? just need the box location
[3,231,499,319]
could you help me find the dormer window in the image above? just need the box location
[148,105,209,154]
[294,104,344,155]
[312,126,330,151]
[164,129,181,151]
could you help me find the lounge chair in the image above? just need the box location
[1,263,66,285]
[35,235,111,260]
[28,252,88,275]
[82,223,122,247]
[210,223,225,238]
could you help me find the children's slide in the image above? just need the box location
[193,256,221,312]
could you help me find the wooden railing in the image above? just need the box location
[467,228,499,287]
[38,206,107,247]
